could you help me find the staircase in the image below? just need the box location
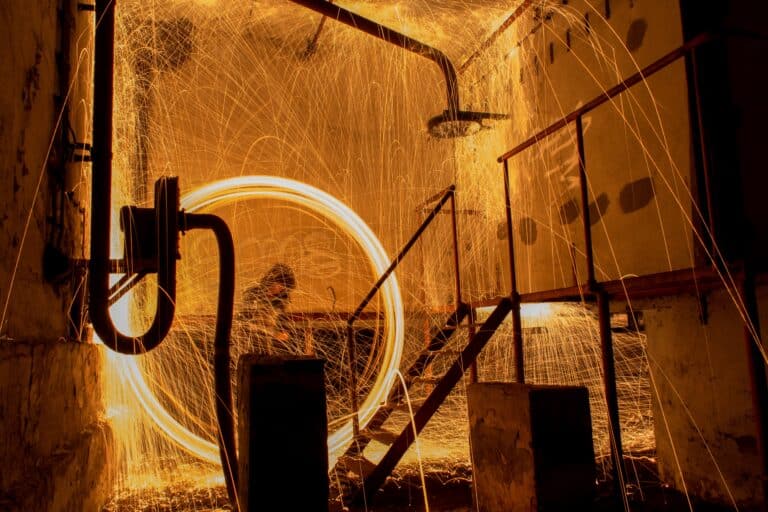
[331,299,513,509]
[325,185,514,509]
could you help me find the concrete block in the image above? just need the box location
[645,290,765,508]
[237,355,328,512]
[0,341,114,511]
[468,382,595,512]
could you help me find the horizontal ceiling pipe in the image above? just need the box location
[287,0,460,116]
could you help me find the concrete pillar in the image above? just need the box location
[0,342,113,511]
[467,383,595,512]
[644,288,768,508]
[0,1,113,510]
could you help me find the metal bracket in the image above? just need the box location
[69,141,92,162]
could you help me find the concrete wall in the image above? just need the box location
[453,0,767,507]
[108,1,463,315]
[0,2,113,510]
[1,0,72,340]
[0,342,113,512]
[456,0,695,297]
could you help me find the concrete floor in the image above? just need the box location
[101,468,744,512]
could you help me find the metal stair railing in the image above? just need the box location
[350,297,514,506]
[496,32,716,492]
[343,184,463,440]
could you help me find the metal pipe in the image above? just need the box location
[597,291,625,490]
[183,212,238,511]
[287,0,460,116]
[91,0,177,354]
[502,160,517,296]
[575,115,596,287]
[347,323,361,440]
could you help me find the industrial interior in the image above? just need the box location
[2,0,767,510]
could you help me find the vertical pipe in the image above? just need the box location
[503,160,525,383]
[597,291,625,492]
[183,213,238,510]
[740,269,768,510]
[90,0,115,339]
[575,115,596,287]
[449,191,462,306]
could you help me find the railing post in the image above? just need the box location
[576,114,624,492]
[575,115,596,288]
[449,190,462,306]
[468,307,478,383]
[347,323,360,442]
[597,291,625,490]
[503,159,525,383]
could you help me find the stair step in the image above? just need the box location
[419,347,462,357]
[336,454,377,479]
[361,427,399,445]
[380,398,426,413]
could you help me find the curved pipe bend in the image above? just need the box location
[183,212,238,511]
[91,0,177,354]
[287,0,460,115]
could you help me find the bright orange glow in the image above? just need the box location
[113,175,405,467]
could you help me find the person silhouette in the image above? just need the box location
[238,263,296,354]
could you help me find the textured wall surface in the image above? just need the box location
[0,2,112,511]
[644,287,768,508]
[455,0,693,297]
[0,0,69,340]
[0,342,114,512]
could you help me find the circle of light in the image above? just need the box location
[120,175,405,466]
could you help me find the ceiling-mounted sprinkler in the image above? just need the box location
[288,0,509,138]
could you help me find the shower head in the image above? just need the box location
[427,110,510,139]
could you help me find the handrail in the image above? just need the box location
[346,185,462,437]
[497,32,713,163]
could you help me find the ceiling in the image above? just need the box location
[122,0,528,69]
